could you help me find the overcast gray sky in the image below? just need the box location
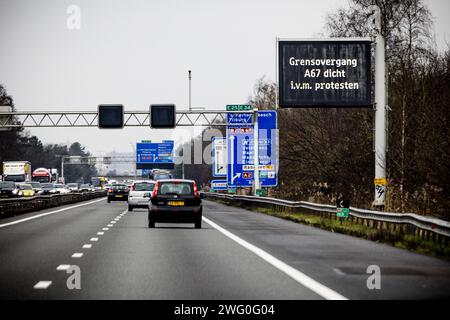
[1,0,449,156]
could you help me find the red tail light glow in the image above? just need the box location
[152,182,159,198]
[193,182,199,198]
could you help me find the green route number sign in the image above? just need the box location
[226,105,253,111]
[336,199,350,218]
[336,208,350,218]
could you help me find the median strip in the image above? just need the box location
[0,197,106,229]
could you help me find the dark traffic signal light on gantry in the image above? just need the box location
[98,104,124,128]
[150,104,176,129]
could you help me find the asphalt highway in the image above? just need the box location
[0,197,449,300]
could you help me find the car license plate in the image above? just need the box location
[116,195,123,197]
[168,201,184,206]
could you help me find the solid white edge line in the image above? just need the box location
[0,198,106,229]
[33,281,52,289]
[202,216,348,301]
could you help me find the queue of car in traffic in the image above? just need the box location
[104,172,205,229]
[1,168,206,229]
[0,181,97,198]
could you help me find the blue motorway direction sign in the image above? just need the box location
[227,111,277,187]
[136,141,174,169]
[211,180,228,191]
[226,113,252,125]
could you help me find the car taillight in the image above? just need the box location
[108,189,113,193]
[193,182,199,198]
[130,185,135,191]
[152,182,159,198]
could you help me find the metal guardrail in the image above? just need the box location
[0,191,107,218]
[205,193,450,240]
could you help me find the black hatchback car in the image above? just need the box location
[0,181,18,198]
[148,179,204,229]
[107,184,129,202]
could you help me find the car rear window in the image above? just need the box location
[154,174,171,180]
[158,182,193,196]
[134,182,155,191]
[0,182,15,188]
[30,182,41,188]
[42,183,53,188]
[18,184,32,190]
[113,185,128,190]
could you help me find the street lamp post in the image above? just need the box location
[183,70,192,179]
[188,70,192,112]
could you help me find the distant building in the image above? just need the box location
[96,151,136,177]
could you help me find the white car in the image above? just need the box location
[66,183,80,192]
[54,184,71,194]
[127,180,155,211]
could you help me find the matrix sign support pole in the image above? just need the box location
[61,157,65,184]
[182,160,185,179]
[370,5,387,207]
[253,108,260,195]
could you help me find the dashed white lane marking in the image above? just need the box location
[97,232,104,235]
[72,253,83,258]
[56,265,71,271]
[33,281,52,289]
[0,198,106,229]
[202,216,348,301]
[107,224,113,227]
[83,244,92,249]
[111,221,117,224]
[102,228,109,231]
[90,237,99,242]
[333,268,346,276]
